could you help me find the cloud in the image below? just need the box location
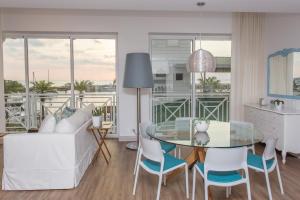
[3,38,116,81]
[28,39,45,47]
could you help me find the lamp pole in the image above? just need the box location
[136,88,141,147]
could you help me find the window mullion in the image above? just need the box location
[24,37,31,129]
[70,38,75,108]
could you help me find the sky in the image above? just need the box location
[3,37,231,86]
[3,38,116,86]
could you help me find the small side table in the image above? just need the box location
[88,122,112,165]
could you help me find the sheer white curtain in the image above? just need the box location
[0,11,5,132]
[231,13,265,120]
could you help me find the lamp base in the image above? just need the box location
[126,142,138,150]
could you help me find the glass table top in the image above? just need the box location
[147,119,263,148]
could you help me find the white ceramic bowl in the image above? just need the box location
[195,121,209,132]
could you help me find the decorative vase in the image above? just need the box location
[275,102,283,111]
[195,120,209,132]
[92,116,102,127]
[194,132,210,145]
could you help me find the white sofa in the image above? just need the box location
[2,109,97,190]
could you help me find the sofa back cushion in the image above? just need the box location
[39,115,56,133]
[55,110,89,133]
[81,104,94,118]
[55,106,77,122]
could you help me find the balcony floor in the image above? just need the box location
[0,140,299,200]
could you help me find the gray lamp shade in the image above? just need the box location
[186,49,216,73]
[123,53,154,88]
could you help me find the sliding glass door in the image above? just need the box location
[150,34,231,124]
[3,34,117,134]
[73,38,117,123]
[151,37,193,123]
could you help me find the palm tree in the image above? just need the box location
[31,80,56,119]
[198,76,220,93]
[112,79,117,89]
[74,80,93,106]
[4,80,26,94]
[4,80,26,122]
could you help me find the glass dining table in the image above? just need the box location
[147,119,263,199]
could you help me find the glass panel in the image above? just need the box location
[74,39,116,125]
[28,39,70,87]
[195,37,231,121]
[28,38,71,123]
[151,38,193,124]
[2,35,118,133]
[3,38,27,131]
[148,120,263,148]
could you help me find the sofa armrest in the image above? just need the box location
[3,133,75,170]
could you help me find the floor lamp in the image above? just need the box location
[123,53,154,150]
[187,49,216,118]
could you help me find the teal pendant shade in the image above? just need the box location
[123,53,154,88]
[187,49,216,73]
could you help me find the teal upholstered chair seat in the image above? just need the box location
[196,162,243,183]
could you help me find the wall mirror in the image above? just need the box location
[268,48,300,99]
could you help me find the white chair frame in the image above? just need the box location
[192,147,251,200]
[248,137,284,200]
[133,121,177,175]
[230,120,256,154]
[133,137,189,200]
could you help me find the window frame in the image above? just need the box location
[149,33,231,121]
[3,32,118,130]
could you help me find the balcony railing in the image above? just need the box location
[4,93,117,133]
[152,92,230,124]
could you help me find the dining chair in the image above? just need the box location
[247,136,284,200]
[230,120,256,153]
[133,136,189,200]
[192,147,251,200]
[133,121,177,175]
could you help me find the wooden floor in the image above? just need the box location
[0,140,299,200]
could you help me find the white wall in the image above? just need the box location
[0,9,232,139]
[265,13,300,109]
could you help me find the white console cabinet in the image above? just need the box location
[245,104,300,164]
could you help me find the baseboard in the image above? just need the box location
[118,136,136,142]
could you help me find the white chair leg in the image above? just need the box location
[244,168,251,200]
[185,164,189,199]
[133,164,140,195]
[133,146,140,175]
[246,179,252,200]
[226,187,229,198]
[264,170,273,200]
[276,164,284,195]
[229,187,232,195]
[204,183,209,200]
[156,174,163,200]
[251,145,255,154]
[174,147,177,158]
[178,147,181,159]
[163,174,167,186]
[192,167,196,200]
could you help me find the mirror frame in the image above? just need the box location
[267,48,300,99]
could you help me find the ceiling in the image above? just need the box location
[0,0,300,13]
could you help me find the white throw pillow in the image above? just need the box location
[55,118,78,133]
[55,110,89,133]
[71,110,90,124]
[39,115,56,133]
[81,104,95,118]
